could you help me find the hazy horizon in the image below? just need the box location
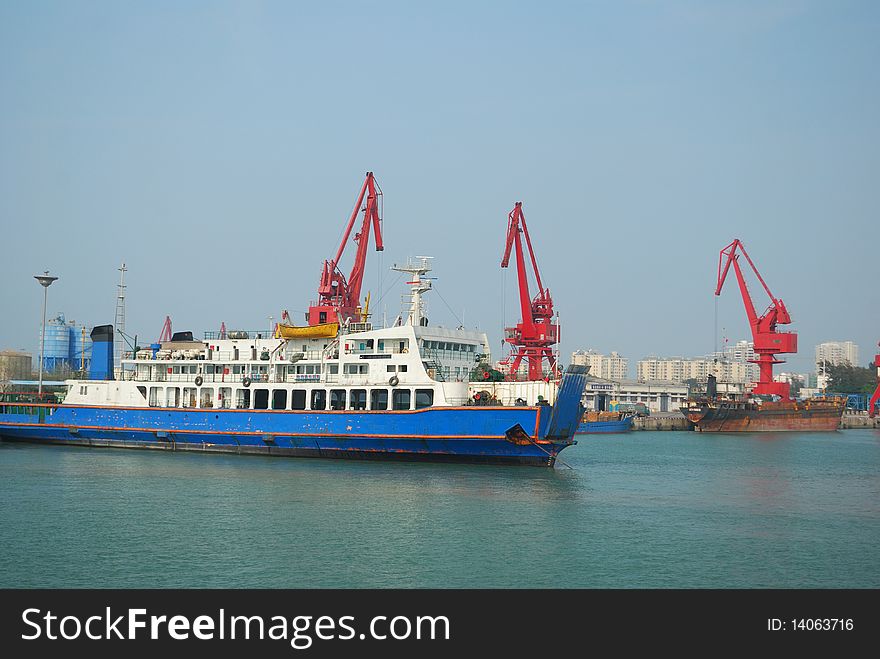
[1,1,877,377]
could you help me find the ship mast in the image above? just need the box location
[391,257,433,327]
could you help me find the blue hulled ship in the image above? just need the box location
[1,259,587,467]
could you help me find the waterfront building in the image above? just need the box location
[582,377,689,413]
[0,351,32,387]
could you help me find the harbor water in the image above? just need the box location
[1,430,878,588]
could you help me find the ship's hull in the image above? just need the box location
[682,399,845,432]
[0,405,568,466]
[575,417,633,434]
[1,365,589,467]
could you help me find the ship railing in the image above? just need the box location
[0,400,59,420]
[203,330,271,341]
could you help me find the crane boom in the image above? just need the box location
[715,239,796,399]
[308,172,384,326]
[499,202,558,381]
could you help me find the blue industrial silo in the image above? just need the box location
[40,313,72,372]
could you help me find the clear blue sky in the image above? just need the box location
[1,1,877,375]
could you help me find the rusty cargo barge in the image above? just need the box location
[682,397,846,432]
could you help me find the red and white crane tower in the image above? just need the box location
[500,202,559,381]
[716,239,797,399]
[869,342,880,419]
[307,172,384,326]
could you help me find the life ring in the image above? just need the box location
[242,376,252,388]
[194,375,203,387]
[389,375,399,387]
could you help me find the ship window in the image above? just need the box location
[200,388,215,408]
[345,364,368,375]
[233,365,241,374]
[399,365,407,373]
[149,387,160,407]
[311,389,326,411]
[137,386,146,399]
[166,387,180,407]
[219,387,232,409]
[415,389,434,409]
[350,389,367,410]
[235,389,251,409]
[254,389,269,410]
[370,389,388,410]
[183,387,197,408]
[330,389,346,410]
[206,364,215,374]
[291,389,306,410]
[328,364,339,374]
[272,390,287,410]
[387,365,397,373]
[392,389,411,410]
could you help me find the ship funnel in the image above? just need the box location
[89,325,114,380]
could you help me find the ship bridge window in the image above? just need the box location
[392,389,411,411]
[200,388,214,408]
[330,389,346,410]
[291,389,306,410]
[370,389,388,411]
[272,390,287,410]
[415,389,434,409]
[254,389,269,410]
[311,389,327,411]
[350,389,367,410]
[235,389,251,409]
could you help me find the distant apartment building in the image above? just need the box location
[815,341,859,367]
[722,340,759,382]
[815,341,860,390]
[637,356,751,384]
[571,350,629,380]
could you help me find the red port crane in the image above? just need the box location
[716,239,797,399]
[500,202,559,381]
[158,316,172,343]
[869,342,880,419]
[307,172,384,326]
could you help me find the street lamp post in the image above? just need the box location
[34,271,58,397]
